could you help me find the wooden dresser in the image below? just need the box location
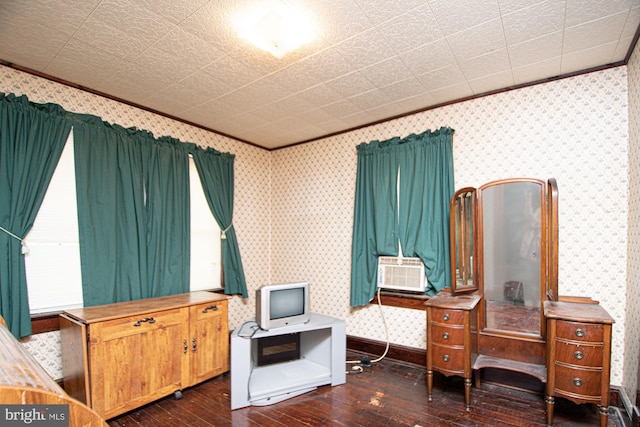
[544,301,614,427]
[425,293,480,410]
[60,291,230,420]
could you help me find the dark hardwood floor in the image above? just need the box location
[108,351,627,427]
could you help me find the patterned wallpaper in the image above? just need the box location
[0,61,636,398]
[625,42,640,405]
[271,66,631,390]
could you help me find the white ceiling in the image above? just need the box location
[1,0,639,150]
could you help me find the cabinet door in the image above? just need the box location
[89,307,188,419]
[186,300,229,387]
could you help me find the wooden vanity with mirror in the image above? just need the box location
[425,178,613,427]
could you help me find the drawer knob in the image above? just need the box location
[443,332,450,340]
[443,354,450,362]
[575,328,585,337]
[573,378,583,387]
[202,305,218,313]
[443,313,450,321]
[574,350,584,360]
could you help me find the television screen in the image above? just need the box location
[270,288,305,319]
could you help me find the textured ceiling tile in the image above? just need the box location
[334,28,397,70]
[0,14,69,71]
[325,71,375,98]
[458,49,511,80]
[0,0,101,37]
[563,12,630,54]
[428,0,501,36]
[296,83,345,107]
[360,57,414,88]
[379,77,427,102]
[502,0,566,45]
[467,69,515,94]
[428,80,473,104]
[199,55,263,90]
[74,18,156,60]
[44,38,124,89]
[322,98,362,118]
[301,0,374,44]
[417,65,467,91]
[512,56,562,84]
[377,5,443,54]
[355,0,429,25]
[348,88,392,110]
[447,18,506,61]
[400,38,457,76]
[508,31,563,68]
[565,0,637,27]
[560,42,620,74]
[155,72,233,108]
[133,0,209,25]
[497,0,550,15]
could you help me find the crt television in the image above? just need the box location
[255,282,310,330]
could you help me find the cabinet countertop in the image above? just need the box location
[62,291,230,324]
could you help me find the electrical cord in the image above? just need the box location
[346,286,390,374]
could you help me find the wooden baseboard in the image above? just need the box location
[347,335,425,366]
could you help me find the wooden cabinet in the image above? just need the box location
[426,293,480,410]
[60,291,230,420]
[544,301,614,427]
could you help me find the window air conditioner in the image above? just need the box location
[377,256,427,292]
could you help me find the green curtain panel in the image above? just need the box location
[73,120,190,306]
[192,145,248,298]
[350,138,401,306]
[350,127,454,306]
[0,93,73,337]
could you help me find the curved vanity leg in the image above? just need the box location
[464,377,472,410]
[598,405,609,427]
[545,394,555,426]
[426,369,433,401]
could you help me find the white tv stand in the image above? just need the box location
[230,313,346,410]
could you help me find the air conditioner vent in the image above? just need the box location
[377,256,426,293]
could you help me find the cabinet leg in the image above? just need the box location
[426,369,433,401]
[545,394,554,426]
[464,377,472,411]
[598,405,609,427]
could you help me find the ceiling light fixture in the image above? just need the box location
[232,1,317,58]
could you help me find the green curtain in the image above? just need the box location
[73,119,190,305]
[350,138,401,306]
[398,128,455,293]
[0,93,73,337]
[192,145,248,298]
[350,127,454,306]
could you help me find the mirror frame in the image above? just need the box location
[450,187,477,293]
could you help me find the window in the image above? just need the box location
[25,132,222,314]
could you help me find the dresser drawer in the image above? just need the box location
[431,344,464,372]
[553,365,602,398]
[556,320,603,343]
[92,308,186,342]
[430,324,464,345]
[430,308,464,325]
[554,340,603,367]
